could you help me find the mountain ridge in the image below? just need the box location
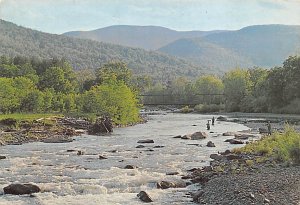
[0,19,211,80]
[159,24,300,69]
[64,25,227,50]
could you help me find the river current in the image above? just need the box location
[0,113,250,205]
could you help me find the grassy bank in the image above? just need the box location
[235,126,300,165]
[0,113,63,122]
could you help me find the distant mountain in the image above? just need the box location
[0,19,213,80]
[159,25,300,69]
[64,25,225,50]
[159,38,254,71]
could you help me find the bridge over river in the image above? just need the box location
[139,93,225,106]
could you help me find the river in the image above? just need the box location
[0,113,250,205]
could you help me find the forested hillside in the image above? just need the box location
[64,25,225,50]
[0,19,209,80]
[159,38,254,71]
[159,25,300,69]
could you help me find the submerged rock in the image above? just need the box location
[137,139,154,143]
[0,156,6,160]
[4,183,40,195]
[153,145,164,148]
[124,165,138,169]
[166,171,179,175]
[173,135,182,138]
[137,191,153,203]
[99,155,107,160]
[223,132,238,136]
[229,139,244,144]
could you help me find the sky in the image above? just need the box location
[0,0,300,34]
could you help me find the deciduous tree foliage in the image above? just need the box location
[0,57,140,124]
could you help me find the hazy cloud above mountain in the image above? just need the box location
[0,0,299,34]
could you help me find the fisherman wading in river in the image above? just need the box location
[207,120,211,130]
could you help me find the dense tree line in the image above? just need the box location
[1,55,300,117]
[0,56,140,125]
[143,56,300,114]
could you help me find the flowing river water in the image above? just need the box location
[0,113,251,205]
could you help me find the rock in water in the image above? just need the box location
[157,181,176,189]
[191,132,207,140]
[207,141,216,147]
[182,132,207,140]
[137,191,153,202]
[88,117,113,135]
[157,181,187,189]
[98,155,107,160]
[0,156,6,160]
[173,135,182,138]
[217,116,227,121]
[229,139,244,144]
[124,165,137,169]
[4,183,40,195]
[210,154,223,160]
[137,139,154,143]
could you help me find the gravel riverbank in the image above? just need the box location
[189,114,300,205]
[193,164,300,205]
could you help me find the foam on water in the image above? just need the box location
[0,113,251,204]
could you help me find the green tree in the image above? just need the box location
[195,75,224,104]
[0,78,19,113]
[223,69,250,111]
[63,94,76,113]
[82,80,140,124]
[96,62,132,86]
[21,90,44,112]
[240,67,269,112]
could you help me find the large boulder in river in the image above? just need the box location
[4,183,40,195]
[157,181,187,189]
[191,132,207,140]
[182,132,207,140]
[88,117,113,135]
[137,191,153,203]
